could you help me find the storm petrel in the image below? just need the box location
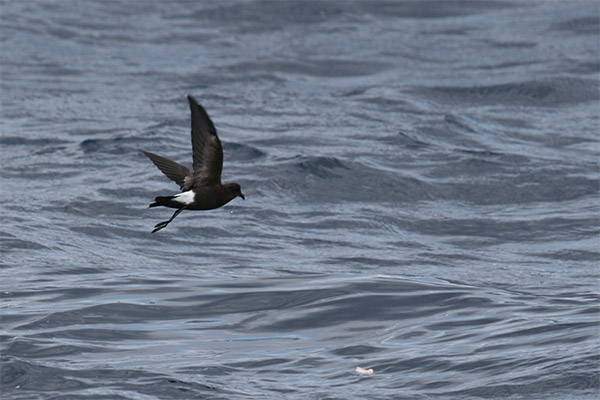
[143,95,244,233]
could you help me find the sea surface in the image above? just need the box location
[1,1,599,399]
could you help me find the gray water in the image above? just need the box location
[1,1,599,399]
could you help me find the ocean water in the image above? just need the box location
[1,1,599,399]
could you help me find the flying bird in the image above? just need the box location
[143,95,245,233]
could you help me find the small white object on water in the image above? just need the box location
[355,366,374,375]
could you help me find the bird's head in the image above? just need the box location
[226,182,245,200]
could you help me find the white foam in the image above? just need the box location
[355,366,373,375]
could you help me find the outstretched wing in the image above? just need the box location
[188,95,223,188]
[142,151,193,191]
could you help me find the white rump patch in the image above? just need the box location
[173,190,195,205]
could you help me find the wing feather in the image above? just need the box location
[188,95,223,187]
[142,151,193,191]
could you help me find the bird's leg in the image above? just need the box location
[152,206,187,233]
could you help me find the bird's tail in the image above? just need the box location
[149,195,176,208]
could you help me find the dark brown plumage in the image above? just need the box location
[143,95,244,233]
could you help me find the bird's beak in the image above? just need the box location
[240,193,245,200]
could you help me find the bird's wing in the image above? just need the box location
[142,151,193,191]
[188,95,223,188]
